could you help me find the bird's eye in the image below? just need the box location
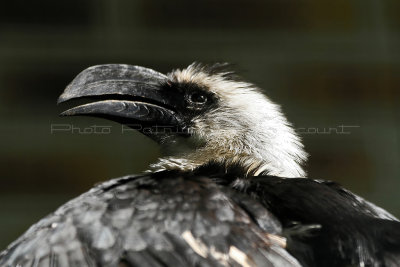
[189,92,208,104]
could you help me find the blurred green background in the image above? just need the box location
[0,0,399,250]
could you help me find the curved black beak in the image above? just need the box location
[58,64,187,136]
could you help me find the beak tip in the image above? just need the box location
[57,93,69,105]
[59,111,68,117]
[59,108,77,117]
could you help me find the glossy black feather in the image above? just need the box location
[0,172,300,267]
[2,166,400,267]
[196,161,400,266]
[244,176,400,267]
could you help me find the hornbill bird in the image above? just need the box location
[1,63,400,267]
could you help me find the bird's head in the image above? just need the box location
[58,63,307,178]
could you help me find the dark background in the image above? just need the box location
[0,0,399,250]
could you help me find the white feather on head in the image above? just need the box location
[150,63,307,178]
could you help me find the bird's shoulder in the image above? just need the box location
[246,175,400,266]
[0,172,300,267]
[245,175,395,219]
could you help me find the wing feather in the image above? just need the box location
[0,173,300,267]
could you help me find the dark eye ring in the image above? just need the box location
[189,92,208,104]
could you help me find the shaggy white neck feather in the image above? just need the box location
[149,64,308,178]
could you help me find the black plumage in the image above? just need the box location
[2,168,400,266]
[0,171,300,267]
[197,161,400,266]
